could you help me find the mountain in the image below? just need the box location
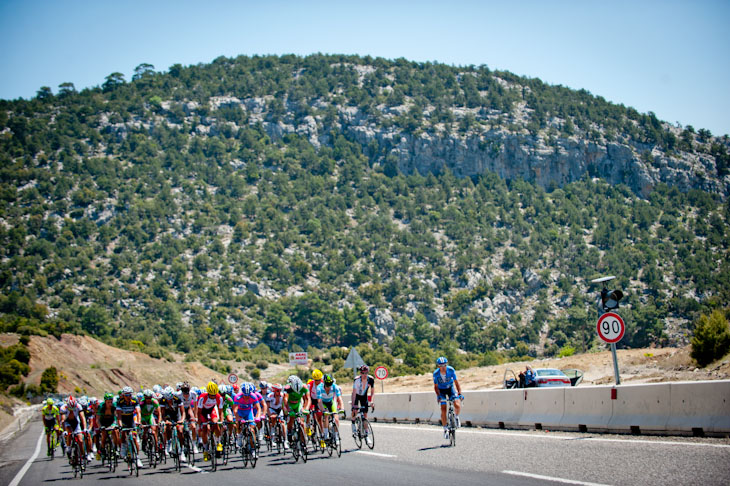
[1,54,728,378]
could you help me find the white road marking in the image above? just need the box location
[354,450,397,458]
[503,470,612,486]
[371,424,730,448]
[8,430,44,486]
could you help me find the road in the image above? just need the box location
[2,417,729,485]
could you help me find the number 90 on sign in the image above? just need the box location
[597,312,625,343]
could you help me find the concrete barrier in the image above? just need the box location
[519,388,565,429]
[608,382,671,433]
[367,380,730,436]
[484,389,524,427]
[561,385,613,432]
[666,380,730,434]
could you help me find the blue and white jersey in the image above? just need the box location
[433,366,458,390]
[316,383,342,402]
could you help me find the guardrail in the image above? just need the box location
[369,380,730,436]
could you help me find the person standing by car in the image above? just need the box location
[519,365,536,388]
[433,357,462,439]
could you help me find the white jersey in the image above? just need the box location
[180,391,198,409]
[266,392,284,410]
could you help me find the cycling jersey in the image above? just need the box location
[433,366,458,390]
[265,392,284,411]
[352,375,374,396]
[285,386,307,405]
[180,391,198,410]
[307,379,321,401]
[97,402,117,428]
[162,397,183,422]
[139,398,159,424]
[233,392,261,422]
[116,398,139,417]
[197,392,222,411]
[42,405,60,420]
[60,402,83,421]
[316,383,342,402]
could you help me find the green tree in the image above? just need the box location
[690,310,730,366]
[40,366,59,393]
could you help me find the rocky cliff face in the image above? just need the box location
[235,99,728,199]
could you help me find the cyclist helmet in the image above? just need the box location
[152,384,162,394]
[78,397,88,407]
[46,398,53,406]
[246,383,258,396]
[143,389,154,398]
[122,386,133,396]
[163,389,174,400]
[359,365,369,372]
[80,395,88,403]
[104,392,114,401]
[67,396,76,406]
[323,374,334,386]
[259,380,269,390]
[312,369,323,381]
[89,397,98,405]
[436,356,448,366]
[287,375,304,394]
[206,381,219,396]
[180,381,190,392]
[271,383,282,392]
[175,382,183,391]
[231,384,240,393]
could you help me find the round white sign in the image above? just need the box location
[375,366,388,380]
[228,373,238,384]
[597,312,625,343]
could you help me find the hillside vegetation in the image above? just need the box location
[1,54,729,380]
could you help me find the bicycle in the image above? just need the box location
[260,416,273,452]
[219,420,233,466]
[323,409,343,458]
[271,412,287,455]
[69,435,85,478]
[100,426,118,473]
[182,420,196,466]
[441,394,464,447]
[237,419,258,468]
[199,420,220,471]
[44,424,59,459]
[352,405,374,450]
[163,421,183,472]
[120,427,140,477]
[288,411,308,463]
[140,424,158,468]
[306,409,325,454]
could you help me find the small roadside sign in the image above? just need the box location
[375,366,388,380]
[597,312,625,343]
[289,352,308,366]
[227,373,238,384]
[344,347,365,371]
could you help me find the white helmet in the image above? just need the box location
[287,375,303,394]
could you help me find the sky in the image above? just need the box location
[1,0,728,136]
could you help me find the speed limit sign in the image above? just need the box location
[597,312,625,343]
[374,366,388,380]
[228,373,238,384]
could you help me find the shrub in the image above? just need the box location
[558,345,576,358]
[690,310,730,367]
[250,368,261,380]
[40,366,59,393]
[256,360,269,370]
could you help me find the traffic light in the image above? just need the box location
[600,288,623,310]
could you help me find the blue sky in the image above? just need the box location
[1,0,728,136]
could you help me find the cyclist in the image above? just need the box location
[250,383,268,442]
[97,393,120,459]
[160,388,186,460]
[282,375,310,446]
[197,381,223,461]
[116,386,144,469]
[179,381,199,454]
[433,356,462,439]
[265,383,285,446]
[307,370,324,443]
[88,397,101,458]
[139,389,163,456]
[78,396,95,462]
[317,374,343,444]
[41,398,61,456]
[219,385,236,445]
[350,365,375,436]
[232,383,263,456]
[60,396,87,463]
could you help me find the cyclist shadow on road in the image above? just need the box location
[417,444,453,451]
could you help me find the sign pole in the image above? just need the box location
[611,343,621,385]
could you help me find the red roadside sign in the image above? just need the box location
[597,312,625,343]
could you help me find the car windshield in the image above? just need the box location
[536,369,565,377]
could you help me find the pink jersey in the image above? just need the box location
[197,392,222,410]
[232,392,261,412]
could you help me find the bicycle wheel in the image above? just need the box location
[264,420,272,451]
[210,436,218,471]
[332,422,341,457]
[364,419,375,449]
[149,434,158,468]
[248,430,258,469]
[448,409,456,447]
[185,431,195,465]
[172,432,181,472]
[274,422,282,455]
[300,431,308,463]
[72,443,80,478]
[353,418,363,449]
[326,423,333,457]
[290,426,300,463]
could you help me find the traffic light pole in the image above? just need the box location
[610,343,621,385]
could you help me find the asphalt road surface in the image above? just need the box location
[2,417,729,485]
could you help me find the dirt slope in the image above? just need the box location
[24,334,224,396]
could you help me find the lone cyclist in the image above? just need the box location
[433,356,462,440]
